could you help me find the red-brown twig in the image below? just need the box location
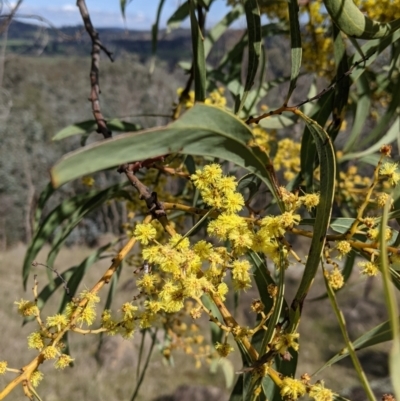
[77,0,113,139]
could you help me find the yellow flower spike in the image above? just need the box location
[76,303,97,326]
[301,193,320,211]
[42,346,58,360]
[80,289,100,305]
[376,192,390,208]
[217,282,229,300]
[0,361,7,375]
[30,370,44,388]
[134,223,157,245]
[274,333,300,355]
[193,240,213,260]
[280,377,306,400]
[27,332,44,350]
[215,342,234,357]
[335,241,352,259]
[327,268,344,290]
[169,233,190,250]
[54,354,74,370]
[136,273,159,294]
[46,314,68,329]
[121,302,138,320]
[379,162,400,186]
[309,381,334,401]
[358,261,379,276]
[81,176,95,187]
[14,299,39,317]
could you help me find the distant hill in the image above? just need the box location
[4,20,204,66]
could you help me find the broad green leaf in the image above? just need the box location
[290,111,336,331]
[285,0,302,103]
[236,0,261,114]
[189,0,206,101]
[53,119,141,141]
[51,104,284,210]
[167,1,189,31]
[23,183,129,288]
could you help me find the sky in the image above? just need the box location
[10,0,236,30]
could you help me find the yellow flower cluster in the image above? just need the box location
[14,299,39,317]
[273,138,301,182]
[0,361,7,375]
[204,87,227,108]
[356,0,400,21]
[191,164,245,213]
[176,87,228,111]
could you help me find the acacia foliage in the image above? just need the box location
[1,0,400,400]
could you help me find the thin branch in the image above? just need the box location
[0,0,23,34]
[31,261,70,294]
[293,56,369,108]
[76,0,113,139]
[246,56,370,125]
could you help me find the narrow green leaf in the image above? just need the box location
[120,0,131,20]
[340,117,400,162]
[149,0,166,74]
[290,111,336,331]
[299,91,334,191]
[285,0,302,104]
[33,183,55,233]
[343,73,371,153]
[323,264,376,401]
[23,183,128,288]
[241,44,266,117]
[315,317,400,375]
[167,1,189,31]
[380,198,400,400]
[202,293,224,345]
[189,0,206,101]
[203,4,243,58]
[51,104,284,210]
[349,28,400,83]
[328,24,350,142]
[58,241,118,313]
[45,189,131,274]
[236,0,261,114]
